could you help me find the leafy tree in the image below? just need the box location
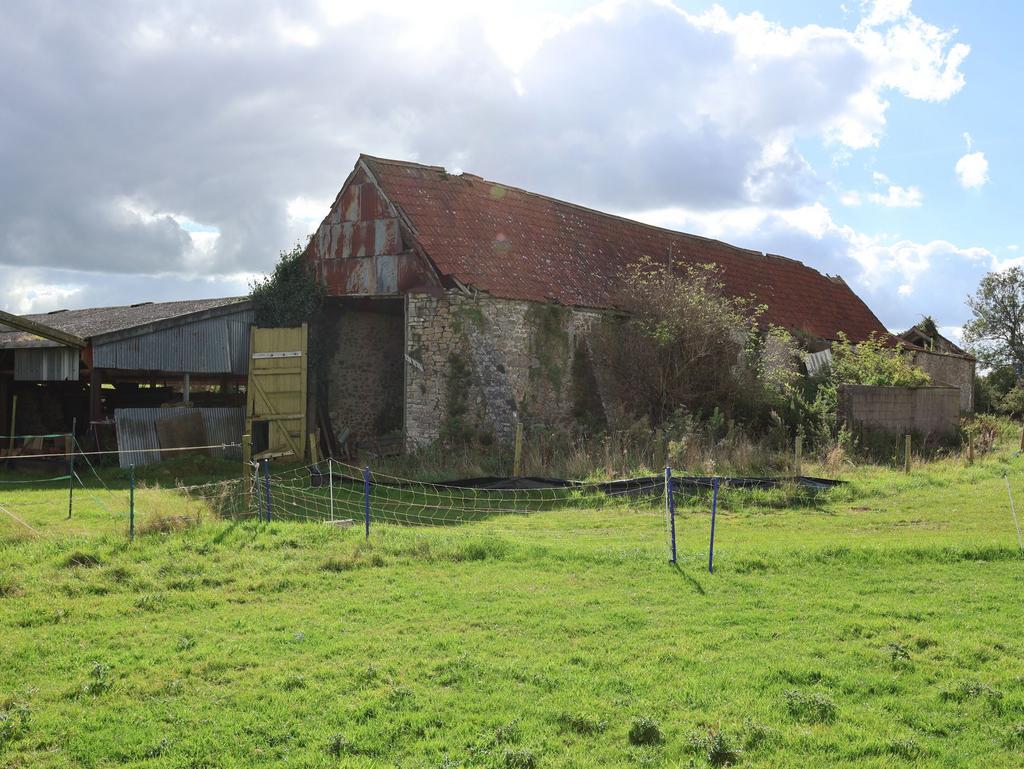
[963,267,1024,371]
[249,243,324,327]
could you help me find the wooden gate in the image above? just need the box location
[245,324,309,461]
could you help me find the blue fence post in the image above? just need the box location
[709,477,719,573]
[261,459,272,522]
[363,466,371,539]
[665,466,677,564]
[129,464,135,542]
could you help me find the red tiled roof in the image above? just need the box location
[361,155,888,342]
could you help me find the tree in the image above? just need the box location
[963,267,1024,372]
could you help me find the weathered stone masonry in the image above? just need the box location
[404,290,602,449]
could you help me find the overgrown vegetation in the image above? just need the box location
[249,242,324,327]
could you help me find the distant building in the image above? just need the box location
[898,325,976,412]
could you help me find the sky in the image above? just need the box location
[0,0,1016,341]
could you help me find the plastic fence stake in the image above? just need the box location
[363,466,371,539]
[1005,475,1023,552]
[129,464,135,542]
[665,466,677,564]
[262,459,272,522]
[67,419,76,520]
[329,458,335,522]
[709,477,719,573]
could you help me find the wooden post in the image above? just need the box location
[967,434,974,466]
[513,421,524,477]
[1019,423,1024,452]
[7,394,17,456]
[89,368,103,423]
[242,433,252,512]
[308,433,318,465]
[904,434,912,473]
[66,418,76,520]
[794,435,803,476]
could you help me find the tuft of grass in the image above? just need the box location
[939,680,1003,706]
[555,712,607,736]
[0,574,23,597]
[80,662,112,697]
[61,551,100,568]
[783,690,837,724]
[503,747,537,769]
[628,716,663,746]
[689,727,742,767]
[0,699,31,746]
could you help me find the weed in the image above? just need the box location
[887,738,922,759]
[940,680,1003,707]
[689,727,742,766]
[282,674,306,691]
[0,574,23,597]
[628,716,663,746]
[783,690,837,723]
[503,747,537,769]
[0,699,30,745]
[491,721,521,745]
[176,634,197,651]
[555,712,607,736]
[81,662,112,697]
[327,733,350,757]
[883,642,911,663]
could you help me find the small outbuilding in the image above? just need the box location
[0,298,253,465]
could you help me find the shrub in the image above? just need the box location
[628,716,663,746]
[783,689,837,723]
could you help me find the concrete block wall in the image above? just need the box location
[839,384,961,437]
[911,350,975,413]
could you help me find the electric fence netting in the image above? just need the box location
[0,434,251,539]
[244,458,670,553]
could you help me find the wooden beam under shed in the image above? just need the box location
[0,308,86,348]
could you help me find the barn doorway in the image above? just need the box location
[321,298,405,455]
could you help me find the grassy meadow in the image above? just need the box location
[2,444,1024,767]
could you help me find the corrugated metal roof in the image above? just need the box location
[93,309,254,374]
[114,407,244,468]
[0,297,249,350]
[320,155,889,342]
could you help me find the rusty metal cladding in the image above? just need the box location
[92,308,254,374]
[114,407,244,468]
[376,254,398,294]
[13,347,79,381]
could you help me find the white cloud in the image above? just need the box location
[0,0,976,324]
[629,200,992,329]
[841,170,921,207]
[867,184,922,207]
[956,151,989,189]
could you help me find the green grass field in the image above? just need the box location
[3,447,1024,767]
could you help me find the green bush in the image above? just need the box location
[628,716,663,746]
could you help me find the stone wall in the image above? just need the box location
[838,384,961,438]
[910,350,975,412]
[321,299,404,444]
[404,291,602,449]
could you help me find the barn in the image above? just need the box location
[0,298,253,465]
[303,154,891,453]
